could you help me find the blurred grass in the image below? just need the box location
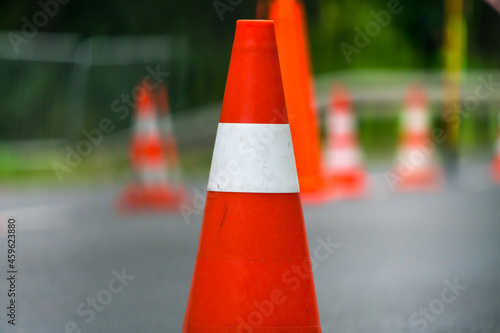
[0,143,214,186]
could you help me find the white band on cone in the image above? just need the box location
[330,111,353,135]
[135,113,158,134]
[404,107,428,133]
[207,123,299,193]
[326,147,361,170]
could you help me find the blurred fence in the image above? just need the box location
[0,30,499,180]
[0,31,189,176]
[0,31,188,136]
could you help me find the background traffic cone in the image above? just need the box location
[325,84,368,199]
[117,85,181,212]
[182,20,322,333]
[393,84,443,192]
[269,0,327,203]
[155,83,188,200]
[492,111,500,183]
[256,0,270,18]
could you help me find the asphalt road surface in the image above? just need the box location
[1,166,499,333]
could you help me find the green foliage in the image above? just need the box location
[0,0,499,142]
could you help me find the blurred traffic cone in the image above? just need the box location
[325,85,368,199]
[155,83,188,199]
[392,84,443,192]
[182,20,322,333]
[117,86,181,212]
[256,0,270,18]
[269,0,327,203]
[492,111,500,183]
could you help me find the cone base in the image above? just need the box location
[117,184,188,213]
[395,166,443,192]
[298,174,326,194]
[300,170,368,204]
[300,183,337,205]
[327,169,368,200]
[183,323,322,332]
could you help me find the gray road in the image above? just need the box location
[0,167,499,333]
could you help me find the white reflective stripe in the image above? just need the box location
[135,113,158,134]
[140,166,168,184]
[330,111,353,135]
[207,123,299,193]
[404,107,428,133]
[326,147,361,170]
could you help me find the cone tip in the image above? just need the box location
[237,19,274,25]
[233,20,277,51]
[236,19,275,32]
[220,19,288,124]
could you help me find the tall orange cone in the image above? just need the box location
[182,20,322,333]
[117,85,181,212]
[325,84,368,199]
[392,84,443,192]
[155,83,188,198]
[269,0,327,203]
[492,111,500,183]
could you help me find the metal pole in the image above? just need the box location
[443,0,465,175]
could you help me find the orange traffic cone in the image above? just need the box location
[492,111,500,183]
[182,20,322,333]
[325,85,368,199]
[155,83,188,199]
[392,84,443,192]
[269,0,327,203]
[117,85,181,212]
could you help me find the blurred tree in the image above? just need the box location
[0,0,498,139]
